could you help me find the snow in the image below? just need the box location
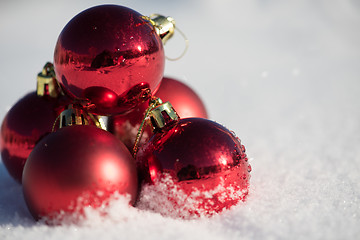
[1,0,360,239]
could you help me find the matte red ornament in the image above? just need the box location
[108,77,208,152]
[0,93,68,183]
[22,125,138,221]
[54,5,165,115]
[137,117,251,217]
[154,77,208,118]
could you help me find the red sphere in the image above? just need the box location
[0,92,67,183]
[54,5,165,115]
[22,125,138,221]
[136,118,251,217]
[154,77,208,118]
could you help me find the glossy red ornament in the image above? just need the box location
[154,77,208,118]
[137,118,251,217]
[0,92,67,183]
[22,125,138,221]
[108,77,208,152]
[54,5,165,115]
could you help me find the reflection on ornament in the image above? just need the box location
[54,5,172,115]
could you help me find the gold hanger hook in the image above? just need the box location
[165,26,189,61]
[145,14,189,61]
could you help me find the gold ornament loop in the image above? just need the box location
[165,26,189,61]
[132,97,162,157]
[143,14,189,61]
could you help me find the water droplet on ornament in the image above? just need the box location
[247,165,252,172]
[242,174,247,180]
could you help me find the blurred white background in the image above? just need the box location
[1,0,360,239]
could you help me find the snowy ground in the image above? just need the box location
[1,0,360,239]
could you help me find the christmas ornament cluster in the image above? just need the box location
[0,5,251,222]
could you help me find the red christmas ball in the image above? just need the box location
[108,77,208,152]
[22,125,138,221]
[0,92,67,183]
[136,118,251,217]
[154,77,208,118]
[54,5,165,115]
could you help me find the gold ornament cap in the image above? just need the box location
[147,14,175,44]
[132,98,179,157]
[149,101,179,131]
[59,105,89,128]
[57,104,108,130]
[37,62,60,98]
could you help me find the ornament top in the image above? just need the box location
[37,62,60,98]
[54,5,165,115]
[57,104,107,130]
